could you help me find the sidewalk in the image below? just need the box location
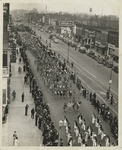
[2,51,43,146]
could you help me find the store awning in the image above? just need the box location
[96,44,106,49]
[112,50,119,57]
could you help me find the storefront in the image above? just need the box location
[107,43,115,55]
[95,41,107,55]
[95,30,108,56]
[112,47,119,63]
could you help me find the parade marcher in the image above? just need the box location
[31,108,35,119]
[21,92,24,102]
[14,137,19,146]
[60,138,63,146]
[63,102,67,113]
[78,134,82,145]
[19,57,21,63]
[25,104,29,116]
[13,131,17,146]
[77,113,83,125]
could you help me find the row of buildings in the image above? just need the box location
[3,3,11,117]
[24,11,119,60]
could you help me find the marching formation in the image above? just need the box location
[4,24,118,146]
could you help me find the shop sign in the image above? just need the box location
[108,43,115,49]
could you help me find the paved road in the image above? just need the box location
[26,46,117,146]
[29,25,118,117]
[2,52,43,146]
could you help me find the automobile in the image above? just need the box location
[54,38,58,43]
[87,51,95,57]
[52,36,56,40]
[71,41,75,47]
[79,47,87,53]
[77,43,81,48]
[106,60,113,68]
[94,53,101,61]
[112,64,118,73]
[97,56,104,64]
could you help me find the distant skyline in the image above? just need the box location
[10,0,120,16]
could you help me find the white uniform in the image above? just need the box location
[78,134,82,144]
[75,128,79,137]
[85,131,89,142]
[92,115,95,124]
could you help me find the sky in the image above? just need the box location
[9,0,120,16]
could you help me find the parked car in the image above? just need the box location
[112,64,118,73]
[94,53,101,61]
[54,38,58,43]
[97,56,104,64]
[79,47,87,53]
[106,60,113,68]
[87,51,95,57]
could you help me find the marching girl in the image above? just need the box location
[84,130,89,143]
[101,130,106,140]
[81,119,86,131]
[74,120,78,134]
[92,113,96,124]
[75,127,79,138]
[77,113,83,125]
[67,132,72,145]
[105,135,110,147]
[78,133,82,145]
[98,124,102,135]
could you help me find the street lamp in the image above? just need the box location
[108,62,113,95]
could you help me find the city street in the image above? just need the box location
[26,49,117,146]
[30,24,118,116]
[3,2,119,147]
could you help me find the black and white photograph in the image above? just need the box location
[2,0,120,147]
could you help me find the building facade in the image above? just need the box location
[95,30,108,55]
[107,31,119,62]
[3,3,10,118]
[58,20,75,37]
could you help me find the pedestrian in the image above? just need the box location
[35,113,38,126]
[90,92,92,102]
[106,90,109,100]
[13,131,17,146]
[39,115,42,130]
[110,94,113,105]
[24,76,27,84]
[21,92,24,102]
[14,137,19,146]
[25,104,29,116]
[23,65,25,72]
[31,108,34,119]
